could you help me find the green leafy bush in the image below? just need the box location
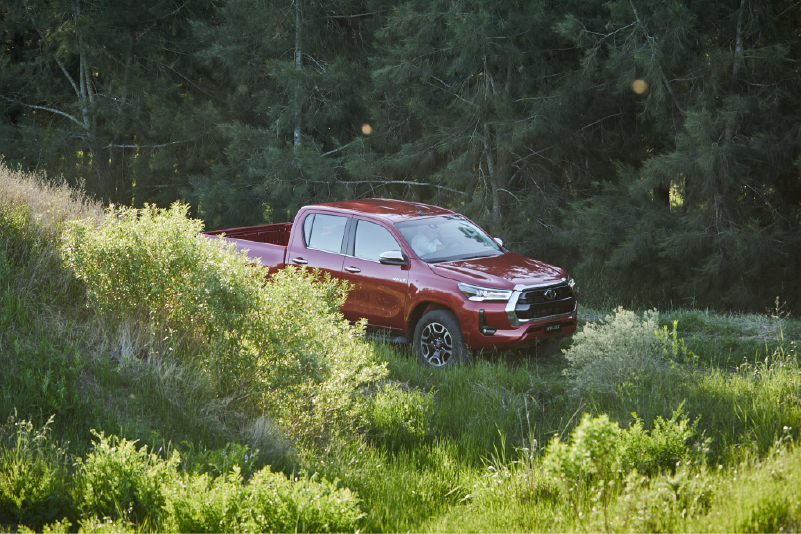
[62,203,386,437]
[618,407,707,476]
[542,410,705,517]
[76,515,137,533]
[76,432,179,529]
[0,414,72,531]
[541,413,621,513]
[169,466,363,533]
[17,517,72,534]
[563,307,673,398]
[62,203,258,366]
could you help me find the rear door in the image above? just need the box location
[287,211,349,275]
[340,218,409,332]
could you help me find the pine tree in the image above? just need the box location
[0,0,215,204]
[560,0,801,309]
[187,0,383,228]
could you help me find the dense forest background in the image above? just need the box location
[1,0,800,312]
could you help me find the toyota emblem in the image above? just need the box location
[544,289,556,300]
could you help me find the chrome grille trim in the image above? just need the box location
[505,281,577,326]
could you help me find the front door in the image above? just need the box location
[340,218,409,332]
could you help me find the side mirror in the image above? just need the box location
[493,237,505,248]
[379,250,408,266]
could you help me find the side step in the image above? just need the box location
[364,330,408,344]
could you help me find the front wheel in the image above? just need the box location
[413,310,470,367]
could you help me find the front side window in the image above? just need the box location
[396,215,503,263]
[354,220,401,261]
[305,213,348,253]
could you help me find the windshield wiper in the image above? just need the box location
[458,253,499,260]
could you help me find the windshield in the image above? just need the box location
[396,215,503,263]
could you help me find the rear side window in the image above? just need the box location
[305,213,347,254]
[354,220,400,261]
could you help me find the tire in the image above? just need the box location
[533,336,563,358]
[413,310,470,367]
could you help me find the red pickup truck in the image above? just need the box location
[203,199,577,367]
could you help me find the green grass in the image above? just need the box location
[2,164,801,532]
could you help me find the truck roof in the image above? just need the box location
[312,198,455,223]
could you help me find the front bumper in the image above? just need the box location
[457,297,578,350]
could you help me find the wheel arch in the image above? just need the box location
[406,301,452,341]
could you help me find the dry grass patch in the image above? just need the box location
[0,161,103,297]
[0,161,103,237]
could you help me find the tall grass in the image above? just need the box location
[0,162,102,300]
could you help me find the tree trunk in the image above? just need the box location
[293,0,303,153]
[732,0,747,85]
[655,185,670,208]
[483,122,503,228]
[111,34,134,204]
[74,1,109,199]
[717,0,748,234]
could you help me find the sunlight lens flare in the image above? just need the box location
[632,79,648,95]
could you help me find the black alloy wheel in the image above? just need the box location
[413,310,469,367]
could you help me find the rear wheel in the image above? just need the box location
[413,310,470,367]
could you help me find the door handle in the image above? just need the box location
[291,257,308,265]
[344,266,361,273]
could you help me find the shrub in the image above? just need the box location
[618,406,707,476]
[17,518,72,534]
[246,469,363,533]
[167,470,247,533]
[541,410,705,518]
[563,307,672,398]
[76,515,137,533]
[62,203,387,438]
[258,268,388,438]
[542,414,621,509]
[75,432,179,529]
[168,466,363,533]
[0,414,72,531]
[62,203,254,366]
[0,425,364,534]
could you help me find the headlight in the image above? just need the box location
[568,277,575,289]
[458,282,513,302]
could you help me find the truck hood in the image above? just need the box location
[428,252,567,289]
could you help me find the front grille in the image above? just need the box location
[515,284,575,321]
[518,285,574,305]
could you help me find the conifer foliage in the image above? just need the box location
[2,0,800,311]
[0,0,217,205]
[559,0,801,309]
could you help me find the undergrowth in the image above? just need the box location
[62,202,387,439]
[2,163,800,532]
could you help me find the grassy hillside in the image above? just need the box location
[1,164,800,532]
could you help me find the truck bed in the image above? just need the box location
[202,222,292,246]
[201,223,291,272]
